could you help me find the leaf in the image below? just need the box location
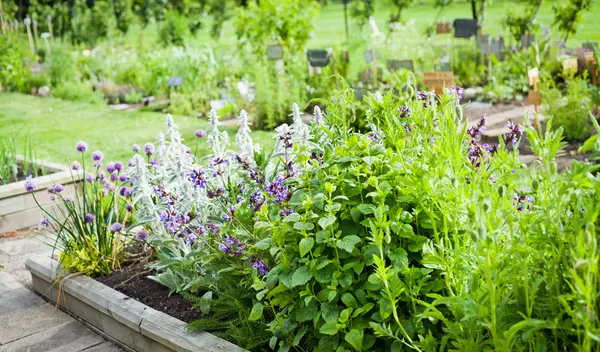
[283,213,301,222]
[319,320,340,335]
[299,237,315,257]
[356,204,376,214]
[322,302,340,322]
[254,238,272,250]
[248,302,263,321]
[341,293,359,309]
[389,248,408,271]
[345,329,364,351]
[319,215,337,229]
[198,291,212,313]
[291,266,313,287]
[337,235,361,253]
[254,221,270,229]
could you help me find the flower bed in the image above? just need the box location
[0,157,82,233]
[25,254,244,352]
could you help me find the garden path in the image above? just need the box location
[0,229,123,352]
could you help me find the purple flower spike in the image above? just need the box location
[71,161,81,170]
[110,222,123,232]
[136,228,149,241]
[40,217,50,227]
[144,142,155,156]
[92,150,104,161]
[76,141,88,153]
[132,144,141,153]
[84,213,94,223]
[24,179,37,192]
[195,129,206,138]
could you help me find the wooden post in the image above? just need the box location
[32,19,39,53]
[24,18,35,55]
[527,68,541,128]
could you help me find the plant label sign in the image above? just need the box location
[423,72,455,94]
[584,52,595,67]
[436,23,451,34]
[307,50,331,67]
[167,76,184,88]
[527,90,542,106]
[528,68,539,86]
[563,58,578,74]
[387,59,413,71]
[267,44,283,60]
[364,49,380,63]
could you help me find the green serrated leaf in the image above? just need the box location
[319,215,337,229]
[249,302,263,321]
[337,235,361,253]
[345,329,364,350]
[291,266,313,287]
[319,320,340,335]
[299,237,315,257]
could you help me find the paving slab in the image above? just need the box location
[2,320,105,352]
[81,342,124,352]
[0,303,73,344]
[0,287,45,316]
[0,237,50,257]
[0,272,21,294]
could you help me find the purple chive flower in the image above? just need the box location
[40,217,50,227]
[24,179,37,192]
[398,104,412,118]
[110,222,123,232]
[110,172,118,181]
[48,184,64,194]
[144,142,155,156]
[76,141,88,153]
[126,204,133,212]
[49,194,55,201]
[64,194,74,202]
[106,163,115,173]
[118,174,129,182]
[85,213,94,223]
[132,144,141,153]
[86,174,95,183]
[250,259,269,275]
[92,160,102,168]
[136,228,149,241]
[149,159,158,167]
[195,129,206,138]
[114,162,123,172]
[71,161,81,170]
[97,171,106,180]
[92,150,104,161]
[128,159,135,167]
[119,186,128,196]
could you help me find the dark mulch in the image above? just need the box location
[96,261,201,323]
[1,164,46,184]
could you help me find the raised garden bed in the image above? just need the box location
[25,254,245,352]
[0,157,83,233]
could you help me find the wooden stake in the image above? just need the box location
[24,18,35,55]
[47,15,53,40]
[32,19,39,53]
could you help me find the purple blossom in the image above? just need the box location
[136,228,149,241]
[48,184,64,194]
[86,174,94,183]
[119,186,128,196]
[187,168,207,189]
[398,104,412,118]
[132,144,141,153]
[97,171,106,180]
[250,259,269,275]
[92,161,102,169]
[467,115,487,140]
[119,174,129,182]
[221,213,232,221]
[447,85,464,101]
[128,159,135,167]
[114,162,123,172]
[149,159,158,167]
[218,235,245,256]
[24,179,37,192]
[64,194,74,202]
[144,142,155,156]
[195,129,206,138]
[71,161,81,170]
[265,175,291,204]
[85,213,95,223]
[280,208,295,217]
[76,141,88,152]
[187,233,197,244]
[249,190,264,211]
[92,150,104,161]
[106,163,115,173]
[514,193,535,211]
[110,172,118,181]
[207,224,220,234]
[110,222,123,232]
[40,217,50,227]
[503,121,524,146]
[126,204,133,212]
[49,194,55,201]
[368,132,380,143]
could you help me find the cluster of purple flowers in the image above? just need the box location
[367,132,380,143]
[136,228,149,241]
[466,115,500,167]
[144,142,155,156]
[310,152,324,164]
[265,175,292,204]
[503,121,524,146]
[218,235,245,256]
[447,85,464,101]
[48,184,65,194]
[24,179,37,192]
[513,193,534,211]
[249,190,264,211]
[110,222,123,232]
[249,259,269,275]
[40,217,50,227]
[234,154,264,184]
[467,115,487,140]
[416,91,436,107]
[187,167,207,189]
[160,209,192,235]
[398,104,412,118]
[207,187,225,199]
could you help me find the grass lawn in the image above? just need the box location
[0,93,274,165]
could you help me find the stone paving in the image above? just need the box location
[0,232,122,352]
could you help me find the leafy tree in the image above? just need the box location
[350,0,374,28]
[389,0,414,24]
[552,0,594,45]
[503,0,543,44]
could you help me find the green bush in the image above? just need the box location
[53,81,105,104]
[0,36,32,92]
[158,11,188,47]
